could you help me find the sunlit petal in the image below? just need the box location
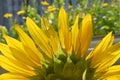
[0,55,36,76]
[58,7,72,54]
[14,25,45,62]
[79,14,93,57]
[71,15,79,54]
[4,36,38,67]
[0,73,29,80]
[26,17,52,58]
[101,65,120,79]
[41,17,59,53]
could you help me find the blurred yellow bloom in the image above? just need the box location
[102,3,109,7]
[0,8,120,80]
[17,10,25,15]
[41,1,49,6]
[47,6,57,12]
[68,4,73,9]
[3,13,13,19]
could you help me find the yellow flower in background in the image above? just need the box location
[41,1,49,6]
[3,13,13,19]
[102,2,109,7]
[47,6,57,12]
[17,10,25,15]
[68,4,73,9]
[0,7,120,80]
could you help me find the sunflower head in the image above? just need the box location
[102,3,109,7]
[0,7,120,80]
[47,6,57,12]
[3,13,13,19]
[41,1,49,6]
[17,10,25,15]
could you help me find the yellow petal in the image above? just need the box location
[58,7,68,48]
[79,14,93,57]
[86,32,114,61]
[4,36,38,67]
[14,25,45,62]
[0,43,14,59]
[58,7,72,54]
[41,1,49,6]
[102,75,120,80]
[41,17,56,37]
[0,73,29,80]
[71,15,79,54]
[95,42,120,72]
[101,65,120,78]
[17,10,25,15]
[41,17,59,53]
[47,6,57,12]
[26,17,52,58]
[0,44,34,71]
[0,55,36,76]
[3,13,13,18]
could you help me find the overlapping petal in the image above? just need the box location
[0,73,29,80]
[79,14,93,57]
[71,15,79,54]
[101,65,120,79]
[58,7,72,54]
[86,32,114,61]
[26,17,52,58]
[14,25,45,62]
[95,42,120,72]
[86,32,120,73]
[0,55,35,76]
[41,17,59,54]
[4,35,38,67]
[0,43,14,59]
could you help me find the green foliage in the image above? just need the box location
[1,0,119,39]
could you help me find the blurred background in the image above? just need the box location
[0,0,119,36]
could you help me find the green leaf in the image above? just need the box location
[85,68,96,80]
[73,60,87,79]
[63,57,74,78]
[46,74,60,80]
[54,57,64,74]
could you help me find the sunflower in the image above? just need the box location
[102,3,109,7]
[47,6,57,12]
[41,1,49,6]
[0,7,120,80]
[17,10,25,15]
[3,13,13,19]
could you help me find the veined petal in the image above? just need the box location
[0,73,30,80]
[101,65,120,78]
[0,44,34,71]
[58,7,67,48]
[58,7,71,54]
[41,17,59,53]
[26,17,52,58]
[0,55,36,76]
[71,15,79,54]
[102,75,120,80]
[4,36,38,67]
[86,32,114,61]
[79,14,92,57]
[0,43,14,59]
[49,36,59,54]
[14,25,45,62]
[94,42,120,72]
